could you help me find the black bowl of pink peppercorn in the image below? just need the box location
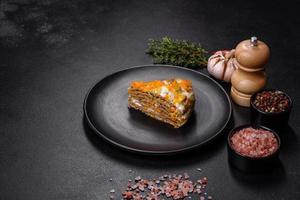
[227,125,281,172]
[250,89,292,132]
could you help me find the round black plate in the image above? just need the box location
[84,65,232,154]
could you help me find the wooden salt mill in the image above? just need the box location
[230,36,270,107]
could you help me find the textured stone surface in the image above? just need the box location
[0,0,299,199]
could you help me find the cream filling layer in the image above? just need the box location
[131,98,142,107]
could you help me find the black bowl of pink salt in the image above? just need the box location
[227,125,281,172]
[250,89,292,132]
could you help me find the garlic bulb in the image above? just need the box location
[207,49,237,82]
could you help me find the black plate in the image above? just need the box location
[84,65,232,154]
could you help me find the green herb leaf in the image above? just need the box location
[146,37,208,68]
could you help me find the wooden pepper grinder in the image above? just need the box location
[230,36,270,107]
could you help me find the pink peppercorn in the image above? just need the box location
[253,90,290,113]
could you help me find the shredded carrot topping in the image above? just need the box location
[130,79,194,105]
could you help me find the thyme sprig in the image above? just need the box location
[146,37,208,68]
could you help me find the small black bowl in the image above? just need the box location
[227,125,281,172]
[250,89,292,132]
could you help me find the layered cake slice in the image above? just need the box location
[128,79,195,128]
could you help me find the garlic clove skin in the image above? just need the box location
[224,58,237,82]
[207,50,236,82]
[207,51,225,79]
[210,60,226,80]
[207,55,219,72]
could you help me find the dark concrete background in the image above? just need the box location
[1,0,299,199]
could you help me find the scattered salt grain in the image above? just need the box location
[117,172,210,199]
[110,189,115,193]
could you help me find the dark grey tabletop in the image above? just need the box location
[1,0,299,199]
